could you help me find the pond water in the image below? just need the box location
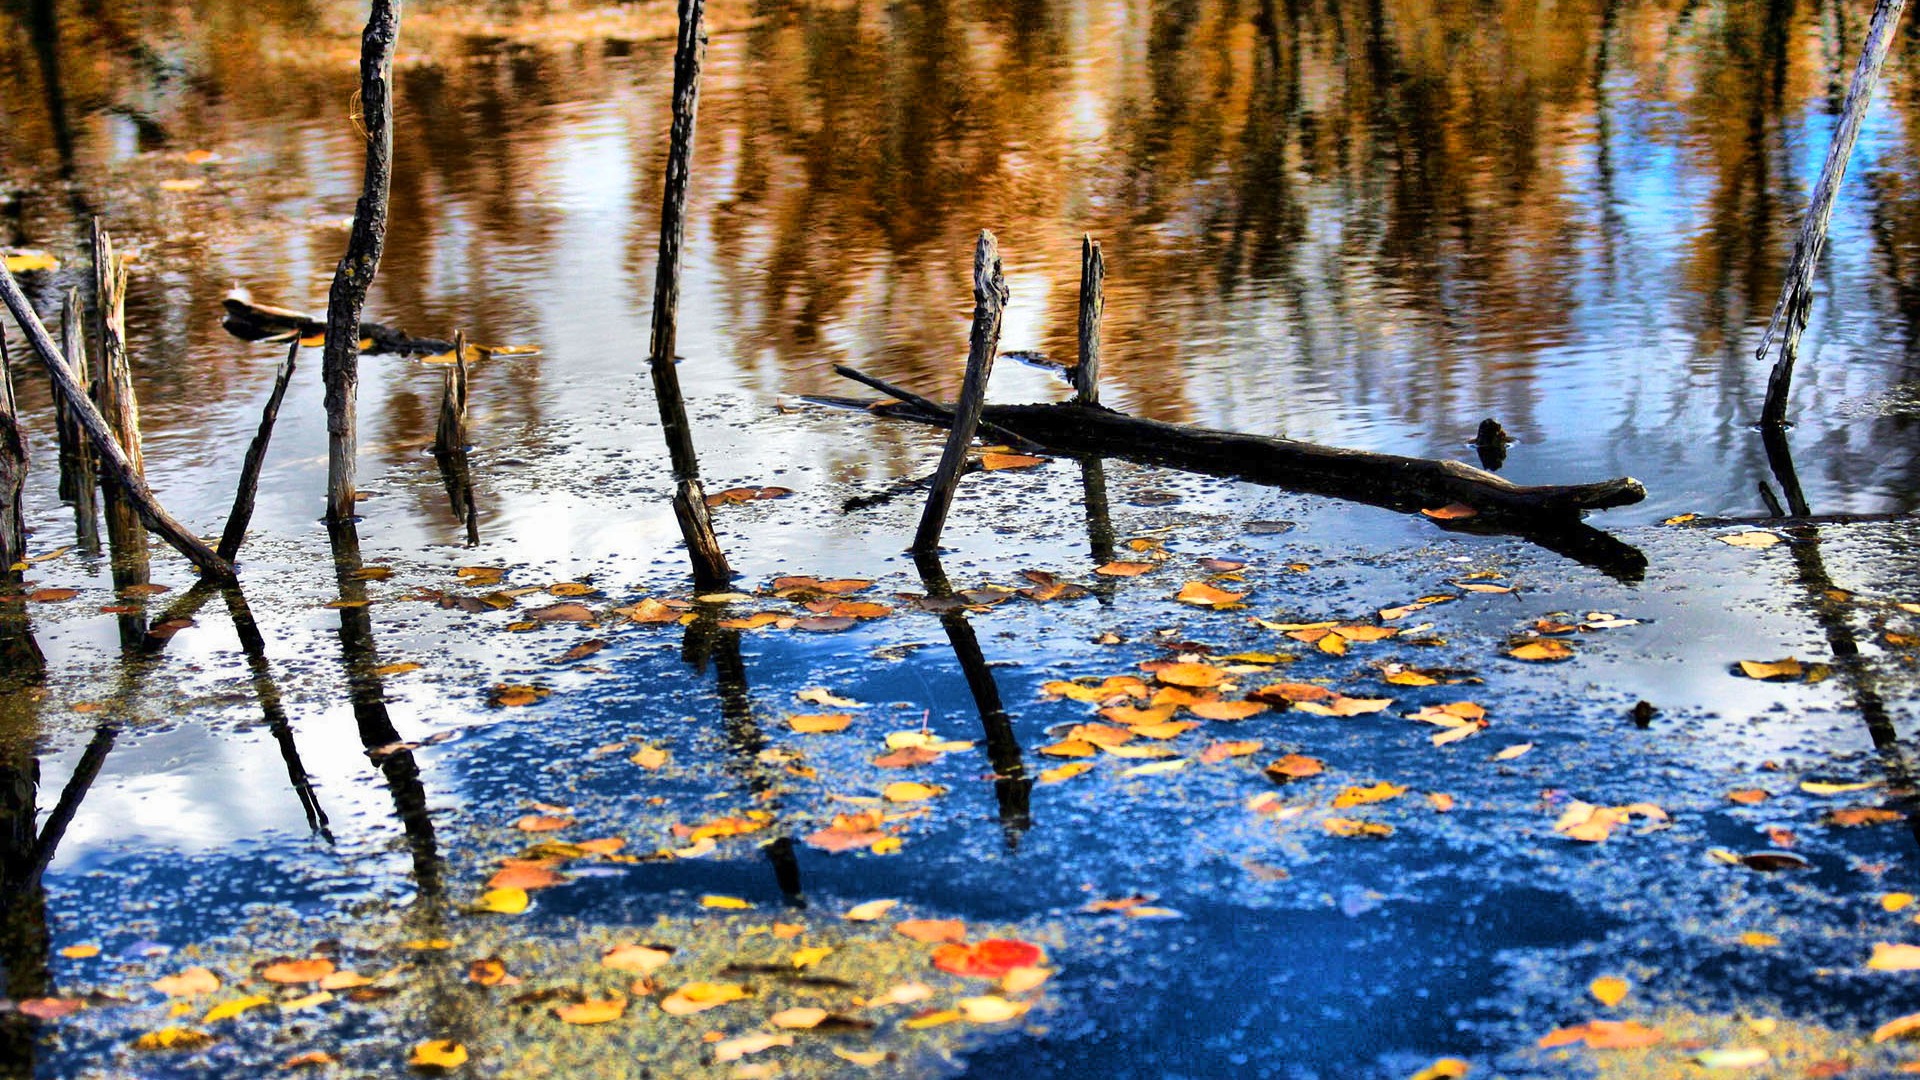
[4,0,1920,1076]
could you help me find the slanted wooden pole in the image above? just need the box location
[1073,236,1103,406]
[0,264,235,580]
[322,0,402,523]
[217,336,300,563]
[90,221,149,578]
[912,230,1009,553]
[1757,0,1909,427]
[645,0,731,589]
[57,290,98,552]
[433,330,469,456]
[0,331,25,579]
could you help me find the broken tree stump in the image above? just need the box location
[0,330,24,579]
[91,221,150,579]
[644,0,732,589]
[217,336,301,564]
[1074,236,1103,406]
[912,231,1010,553]
[433,329,470,456]
[57,289,98,552]
[321,0,401,523]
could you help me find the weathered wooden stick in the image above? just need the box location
[1080,457,1117,565]
[1073,236,1103,406]
[0,330,24,578]
[0,265,236,580]
[322,0,402,523]
[217,336,300,563]
[832,364,1038,452]
[912,231,1009,553]
[433,329,469,456]
[862,397,1644,520]
[645,0,731,589]
[1757,0,1909,427]
[90,221,149,575]
[57,290,98,552]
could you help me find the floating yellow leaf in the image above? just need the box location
[844,898,899,921]
[1323,818,1394,838]
[980,453,1044,470]
[3,250,58,273]
[904,1009,961,1029]
[1739,931,1779,948]
[1294,695,1393,717]
[1802,779,1881,795]
[1886,894,1916,913]
[202,995,272,1024]
[554,993,627,1025]
[477,887,530,914]
[1409,1060,1471,1080]
[789,713,853,734]
[153,968,220,997]
[659,982,749,1015]
[1040,762,1094,784]
[1876,1011,1920,1042]
[771,1007,828,1029]
[59,944,99,959]
[1175,581,1248,608]
[1720,531,1782,549]
[1509,640,1574,662]
[630,746,669,770]
[1493,743,1534,761]
[1589,976,1629,1007]
[279,991,333,1012]
[1120,758,1188,777]
[133,1027,213,1051]
[1871,943,1920,971]
[714,1032,794,1062]
[790,946,833,968]
[1154,662,1226,688]
[957,995,1031,1023]
[1001,965,1052,993]
[1039,739,1098,758]
[833,1048,889,1066]
[601,944,674,974]
[1333,782,1407,808]
[699,894,752,909]
[1738,658,1803,680]
[408,1040,468,1069]
[883,781,946,803]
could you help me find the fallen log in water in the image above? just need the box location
[222,290,452,357]
[828,381,1644,522]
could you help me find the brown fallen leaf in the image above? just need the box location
[1200,740,1263,764]
[1264,754,1325,781]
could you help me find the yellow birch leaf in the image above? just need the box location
[478,887,530,914]
[408,1040,468,1068]
[699,894,752,909]
[957,995,1031,1023]
[1589,976,1629,1007]
[202,995,272,1023]
[1040,762,1094,783]
[844,898,898,921]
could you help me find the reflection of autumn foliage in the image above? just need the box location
[3,0,1920,491]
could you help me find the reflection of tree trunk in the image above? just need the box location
[327,520,441,902]
[0,611,47,1079]
[680,617,804,904]
[222,586,331,840]
[914,552,1031,844]
[434,450,480,546]
[26,0,75,172]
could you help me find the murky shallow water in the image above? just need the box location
[6,0,1920,1076]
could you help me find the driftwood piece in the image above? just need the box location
[218,336,300,563]
[913,231,1009,553]
[57,290,98,551]
[0,264,236,580]
[837,387,1644,521]
[221,292,452,356]
[645,0,731,589]
[321,0,402,523]
[1757,0,1909,426]
[0,331,24,577]
[1074,236,1103,406]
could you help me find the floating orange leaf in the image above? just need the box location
[153,968,220,997]
[1200,740,1263,764]
[1537,1019,1663,1050]
[659,982,749,1015]
[1333,782,1406,808]
[1175,581,1248,608]
[1154,662,1226,688]
[789,713,853,734]
[931,939,1045,978]
[1509,640,1574,662]
[1421,503,1477,520]
[980,453,1045,470]
[260,958,335,985]
[1293,696,1393,717]
[1095,561,1157,577]
[408,1040,468,1069]
[1248,682,1334,705]
[1827,807,1903,827]
[514,814,574,832]
[1264,754,1324,781]
[1738,658,1803,680]
[896,919,967,944]
[1323,818,1393,838]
